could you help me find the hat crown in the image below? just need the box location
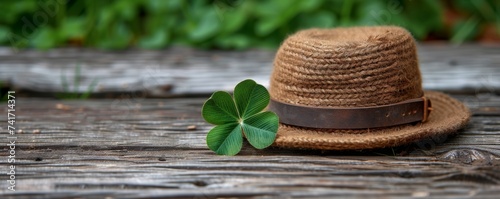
[270,26,423,107]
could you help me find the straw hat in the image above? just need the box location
[268,26,470,150]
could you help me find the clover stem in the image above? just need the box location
[240,125,246,138]
[238,119,246,138]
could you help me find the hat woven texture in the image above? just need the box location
[269,26,470,150]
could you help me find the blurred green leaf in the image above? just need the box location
[355,0,387,25]
[216,34,251,49]
[0,0,497,49]
[113,0,139,21]
[402,0,444,40]
[451,17,480,44]
[255,1,288,35]
[96,22,133,49]
[144,0,169,13]
[471,0,497,21]
[139,29,169,49]
[220,9,248,34]
[340,0,354,25]
[189,8,221,42]
[0,0,38,24]
[59,17,85,39]
[0,26,10,43]
[31,27,59,49]
[298,11,337,29]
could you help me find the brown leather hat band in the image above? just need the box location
[268,97,432,129]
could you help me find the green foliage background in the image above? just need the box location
[0,0,499,50]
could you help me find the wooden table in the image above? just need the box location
[1,45,499,198]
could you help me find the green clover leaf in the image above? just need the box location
[202,79,279,156]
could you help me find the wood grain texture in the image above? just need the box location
[1,44,499,96]
[0,94,499,198]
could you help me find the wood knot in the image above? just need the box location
[439,149,492,165]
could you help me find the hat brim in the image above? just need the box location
[273,91,470,150]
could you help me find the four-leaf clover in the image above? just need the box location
[202,79,279,156]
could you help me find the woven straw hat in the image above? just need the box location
[268,26,470,150]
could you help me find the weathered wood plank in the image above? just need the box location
[1,44,499,97]
[0,94,499,198]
